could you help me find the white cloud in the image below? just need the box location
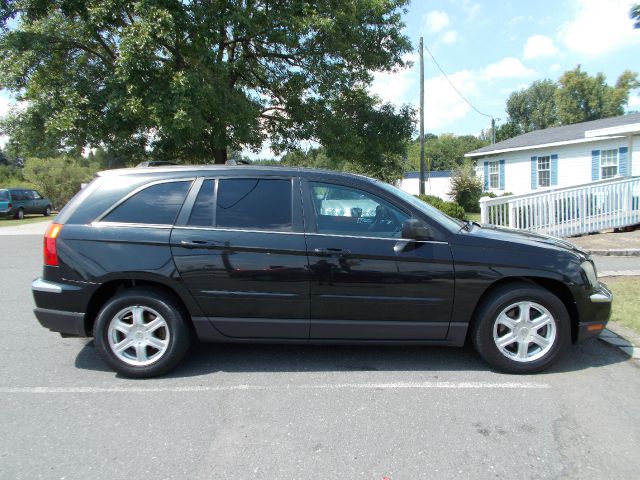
[440,30,459,44]
[463,1,481,22]
[523,35,559,60]
[424,10,450,33]
[370,53,418,105]
[549,63,562,73]
[629,95,640,108]
[558,0,640,55]
[424,70,476,129]
[481,57,535,81]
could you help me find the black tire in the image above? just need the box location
[14,208,24,220]
[471,283,571,374]
[93,287,192,378]
[44,205,52,216]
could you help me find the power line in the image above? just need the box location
[422,43,492,119]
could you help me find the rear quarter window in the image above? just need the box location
[0,190,8,201]
[102,181,192,225]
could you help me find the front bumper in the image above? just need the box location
[576,282,613,342]
[32,278,87,336]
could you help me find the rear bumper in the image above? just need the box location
[32,278,88,336]
[34,307,86,336]
[576,282,613,342]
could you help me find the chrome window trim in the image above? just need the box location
[92,221,173,229]
[172,225,448,244]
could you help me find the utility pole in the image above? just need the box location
[491,117,496,144]
[419,37,425,195]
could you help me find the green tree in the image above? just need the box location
[406,134,488,172]
[22,157,98,208]
[495,120,523,142]
[448,161,483,213]
[555,66,639,124]
[0,0,414,167]
[631,4,640,28]
[505,79,558,133]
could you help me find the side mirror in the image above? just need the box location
[401,219,432,241]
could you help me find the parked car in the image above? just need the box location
[31,166,612,378]
[0,188,53,219]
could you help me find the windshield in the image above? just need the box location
[0,190,8,201]
[375,181,463,233]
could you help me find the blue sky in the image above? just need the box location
[1,0,640,150]
[372,0,640,136]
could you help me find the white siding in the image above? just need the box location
[475,136,637,196]
[399,177,453,200]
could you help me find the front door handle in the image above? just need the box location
[313,247,350,257]
[180,240,218,249]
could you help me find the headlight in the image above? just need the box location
[581,261,598,287]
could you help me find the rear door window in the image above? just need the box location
[103,181,191,225]
[216,178,292,230]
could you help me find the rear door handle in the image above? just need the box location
[313,247,350,257]
[180,240,218,249]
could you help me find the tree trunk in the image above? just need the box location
[213,148,227,164]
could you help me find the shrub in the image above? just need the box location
[448,162,483,213]
[23,157,98,209]
[415,194,466,220]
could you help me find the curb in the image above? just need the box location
[599,328,640,360]
[599,270,640,277]
[582,248,640,257]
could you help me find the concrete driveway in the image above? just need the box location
[1,234,639,480]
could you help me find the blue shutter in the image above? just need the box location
[550,154,558,186]
[499,160,505,190]
[591,150,600,181]
[483,161,489,190]
[619,147,629,176]
[531,156,537,189]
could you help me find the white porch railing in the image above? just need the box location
[479,176,640,237]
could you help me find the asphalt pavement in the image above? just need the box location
[1,234,639,480]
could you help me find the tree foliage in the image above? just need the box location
[406,134,488,171]
[414,194,465,220]
[22,157,97,207]
[631,4,640,28]
[0,0,414,166]
[499,66,639,141]
[448,161,482,213]
[555,67,639,124]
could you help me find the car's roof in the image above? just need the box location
[97,165,378,184]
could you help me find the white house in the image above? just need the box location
[465,113,640,195]
[398,170,453,199]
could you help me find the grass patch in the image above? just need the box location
[0,215,53,227]
[603,277,640,334]
[465,212,481,222]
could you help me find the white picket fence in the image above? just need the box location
[479,176,640,237]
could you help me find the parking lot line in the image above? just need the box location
[0,381,550,394]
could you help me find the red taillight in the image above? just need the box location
[7,203,12,209]
[44,223,62,266]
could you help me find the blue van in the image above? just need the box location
[0,188,53,219]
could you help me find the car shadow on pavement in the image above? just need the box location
[74,337,632,378]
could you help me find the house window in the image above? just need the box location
[489,161,500,189]
[601,149,618,179]
[537,156,550,187]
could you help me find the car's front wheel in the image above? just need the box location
[93,288,192,378]
[471,284,571,374]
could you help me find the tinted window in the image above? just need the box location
[188,180,215,226]
[310,182,408,238]
[32,191,43,199]
[104,181,191,225]
[0,190,8,201]
[216,178,291,230]
[10,190,24,201]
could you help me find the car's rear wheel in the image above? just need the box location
[44,205,51,216]
[14,208,24,220]
[93,288,192,378]
[471,284,570,374]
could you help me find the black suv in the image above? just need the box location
[32,166,612,377]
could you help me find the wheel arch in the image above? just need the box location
[466,276,580,344]
[84,277,199,337]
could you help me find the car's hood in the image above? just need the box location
[454,223,588,260]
